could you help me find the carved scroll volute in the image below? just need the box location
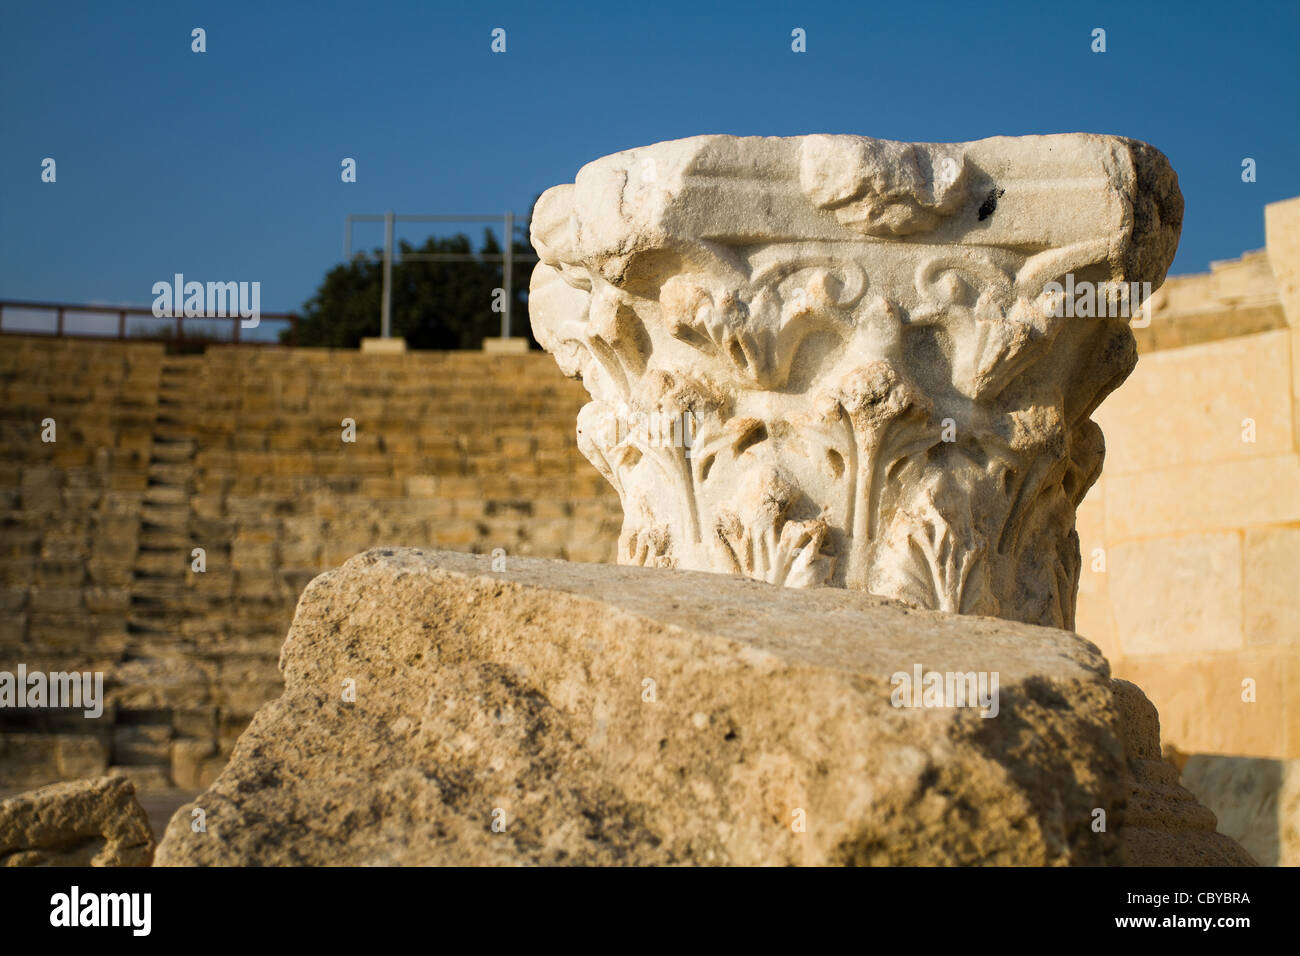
[530,133,1182,628]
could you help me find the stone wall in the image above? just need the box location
[0,339,619,790]
[1131,248,1289,352]
[1075,196,1300,863]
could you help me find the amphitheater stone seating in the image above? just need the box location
[0,337,620,790]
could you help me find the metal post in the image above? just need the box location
[381,209,394,339]
[501,212,513,339]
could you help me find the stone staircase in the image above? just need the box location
[112,356,205,788]
[133,356,201,639]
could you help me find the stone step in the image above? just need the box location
[122,608,184,632]
[140,503,189,527]
[153,421,196,433]
[157,395,201,409]
[137,530,192,550]
[143,485,188,506]
[147,463,193,484]
[157,383,200,397]
[150,439,196,462]
[129,585,187,608]
[125,614,186,636]
[134,550,188,575]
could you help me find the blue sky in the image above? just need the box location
[2,0,1298,315]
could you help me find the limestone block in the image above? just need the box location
[134,551,181,575]
[1109,532,1244,657]
[20,473,61,513]
[171,738,219,790]
[1244,525,1300,647]
[1265,196,1300,327]
[231,538,275,572]
[27,613,97,649]
[171,706,217,739]
[86,559,133,588]
[1293,329,1300,451]
[0,733,60,790]
[1105,453,1300,540]
[110,656,217,710]
[1094,329,1293,475]
[1116,648,1296,759]
[83,587,130,615]
[29,588,85,614]
[111,724,173,766]
[108,471,147,493]
[0,776,154,866]
[154,548,1246,867]
[278,537,322,568]
[56,734,109,778]
[530,134,1182,630]
[213,680,282,716]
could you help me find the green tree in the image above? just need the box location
[293,222,535,350]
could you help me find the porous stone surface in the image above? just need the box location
[530,133,1183,630]
[0,774,155,866]
[154,548,1247,866]
[1112,680,1257,865]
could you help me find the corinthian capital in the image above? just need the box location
[529,134,1182,629]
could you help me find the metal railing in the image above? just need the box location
[0,299,300,347]
[345,212,538,340]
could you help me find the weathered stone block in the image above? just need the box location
[1113,680,1256,866]
[55,734,109,778]
[154,548,1246,866]
[171,706,217,739]
[111,724,172,766]
[1265,196,1300,327]
[170,738,219,790]
[0,776,154,866]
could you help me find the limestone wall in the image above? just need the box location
[1075,196,1300,864]
[0,338,619,791]
[1131,248,1289,352]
